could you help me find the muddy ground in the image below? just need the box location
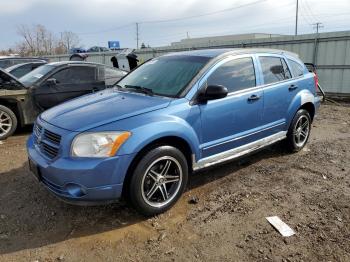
[0,103,349,262]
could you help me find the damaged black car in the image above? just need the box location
[0,61,127,139]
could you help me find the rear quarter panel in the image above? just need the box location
[286,72,317,127]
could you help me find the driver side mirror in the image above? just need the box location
[46,78,57,85]
[196,84,228,103]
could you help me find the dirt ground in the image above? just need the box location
[0,103,349,262]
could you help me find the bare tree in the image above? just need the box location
[17,24,36,55]
[60,31,80,53]
[15,24,80,56]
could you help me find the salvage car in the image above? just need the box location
[5,61,47,78]
[27,49,321,216]
[0,61,127,139]
[0,56,47,69]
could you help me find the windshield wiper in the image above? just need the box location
[123,85,154,96]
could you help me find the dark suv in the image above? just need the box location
[0,61,127,139]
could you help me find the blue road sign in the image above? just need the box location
[108,41,120,49]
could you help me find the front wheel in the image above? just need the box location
[129,146,188,216]
[0,105,17,140]
[286,109,311,152]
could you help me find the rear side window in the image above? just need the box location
[259,56,292,85]
[281,59,292,79]
[288,59,304,77]
[207,57,256,93]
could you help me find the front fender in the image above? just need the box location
[116,115,201,160]
[286,89,315,128]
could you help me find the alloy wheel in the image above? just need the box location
[0,110,12,138]
[141,156,183,208]
[293,115,310,147]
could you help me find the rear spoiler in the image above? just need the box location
[304,63,325,101]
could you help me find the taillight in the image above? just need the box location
[313,72,319,92]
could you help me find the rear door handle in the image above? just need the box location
[288,84,298,91]
[248,94,261,101]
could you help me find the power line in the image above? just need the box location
[303,0,318,21]
[140,0,268,24]
[77,0,268,36]
[299,1,314,24]
[77,23,134,35]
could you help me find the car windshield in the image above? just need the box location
[116,55,210,97]
[20,64,55,86]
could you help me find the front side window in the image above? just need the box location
[117,55,210,97]
[288,59,304,77]
[259,56,292,85]
[207,57,256,93]
[52,66,95,84]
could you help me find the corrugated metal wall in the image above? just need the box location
[45,31,350,95]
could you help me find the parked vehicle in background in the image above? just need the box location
[0,57,47,69]
[5,61,47,78]
[68,48,87,54]
[69,53,89,61]
[27,49,321,216]
[87,46,111,52]
[0,62,127,139]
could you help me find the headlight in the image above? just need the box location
[71,132,131,158]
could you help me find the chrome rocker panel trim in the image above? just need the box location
[193,131,287,171]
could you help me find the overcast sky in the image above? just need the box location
[0,0,349,50]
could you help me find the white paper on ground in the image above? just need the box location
[266,216,295,237]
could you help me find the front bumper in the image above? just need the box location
[27,134,136,204]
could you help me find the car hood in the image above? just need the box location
[41,89,172,131]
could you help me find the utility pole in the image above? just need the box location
[312,22,324,34]
[136,22,139,49]
[312,22,324,66]
[295,0,299,35]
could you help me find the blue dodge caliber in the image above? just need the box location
[27,49,321,215]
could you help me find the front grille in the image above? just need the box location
[44,129,61,145]
[34,123,61,159]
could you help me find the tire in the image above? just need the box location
[286,109,311,152]
[129,145,188,216]
[0,105,17,140]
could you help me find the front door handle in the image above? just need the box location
[248,94,261,101]
[288,84,298,91]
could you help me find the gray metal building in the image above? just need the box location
[46,30,350,96]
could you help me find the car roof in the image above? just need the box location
[48,61,110,67]
[0,56,46,61]
[6,61,47,70]
[164,48,299,59]
[46,61,127,72]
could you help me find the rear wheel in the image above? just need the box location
[129,146,188,216]
[286,109,311,152]
[0,105,17,140]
